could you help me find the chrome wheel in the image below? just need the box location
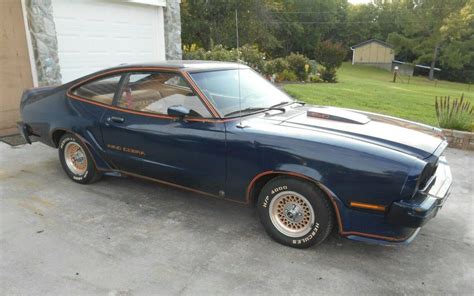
[269,191,315,237]
[64,142,87,175]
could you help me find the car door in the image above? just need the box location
[100,70,226,196]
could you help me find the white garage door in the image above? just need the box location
[53,0,166,83]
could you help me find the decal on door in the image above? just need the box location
[107,144,145,156]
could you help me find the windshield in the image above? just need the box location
[190,69,294,117]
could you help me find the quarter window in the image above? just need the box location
[72,75,122,105]
[117,72,212,118]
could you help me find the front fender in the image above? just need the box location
[260,135,425,209]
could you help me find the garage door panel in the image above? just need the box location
[53,0,165,83]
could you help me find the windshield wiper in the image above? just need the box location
[265,101,292,113]
[224,102,293,117]
[224,107,267,117]
[269,101,291,108]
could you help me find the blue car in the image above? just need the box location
[18,61,452,248]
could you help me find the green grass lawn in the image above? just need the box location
[283,62,473,127]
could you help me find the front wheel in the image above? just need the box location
[58,133,102,184]
[257,177,334,248]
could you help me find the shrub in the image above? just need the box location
[277,70,298,82]
[435,94,473,131]
[239,44,266,72]
[285,53,310,81]
[183,44,313,82]
[308,60,318,74]
[309,74,322,83]
[263,58,289,76]
[183,44,208,60]
[315,40,346,70]
[315,40,346,83]
[206,45,238,62]
[183,44,266,71]
[320,68,337,83]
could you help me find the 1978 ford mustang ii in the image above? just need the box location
[18,61,452,248]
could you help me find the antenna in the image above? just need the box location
[235,8,240,53]
[235,8,243,128]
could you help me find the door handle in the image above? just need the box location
[107,116,125,123]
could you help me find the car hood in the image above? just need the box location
[261,106,446,159]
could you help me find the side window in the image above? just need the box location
[72,75,122,105]
[117,72,212,118]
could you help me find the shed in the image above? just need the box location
[350,39,395,71]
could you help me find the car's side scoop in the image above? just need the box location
[307,107,370,124]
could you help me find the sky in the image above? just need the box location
[348,0,372,4]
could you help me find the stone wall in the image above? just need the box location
[164,0,182,60]
[25,0,61,86]
[25,0,181,85]
[442,129,474,151]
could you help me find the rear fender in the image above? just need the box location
[51,128,114,172]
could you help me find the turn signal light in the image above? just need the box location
[350,202,386,212]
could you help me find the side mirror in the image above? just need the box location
[167,105,191,118]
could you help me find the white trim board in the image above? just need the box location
[20,0,39,87]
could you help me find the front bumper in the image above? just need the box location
[387,156,452,228]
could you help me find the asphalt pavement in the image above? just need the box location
[1,142,473,295]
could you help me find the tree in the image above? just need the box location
[180,0,473,83]
[315,40,346,82]
[438,0,474,83]
[181,0,278,50]
[387,0,468,80]
[268,0,349,58]
[346,4,380,47]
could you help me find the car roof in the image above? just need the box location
[109,60,250,72]
[65,60,251,86]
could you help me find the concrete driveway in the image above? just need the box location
[1,142,473,295]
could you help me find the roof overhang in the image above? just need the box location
[393,60,441,71]
[350,39,394,50]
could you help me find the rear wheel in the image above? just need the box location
[257,177,334,248]
[58,133,102,184]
